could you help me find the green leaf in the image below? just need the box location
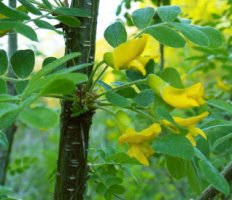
[19,107,58,129]
[15,81,28,95]
[213,132,232,150]
[53,7,90,17]
[42,57,57,67]
[146,24,185,48]
[31,52,81,80]
[165,155,186,179]
[186,160,202,194]
[108,185,125,195]
[105,91,130,107]
[0,49,8,75]
[196,26,224,48]
[18,0,42,15]
[106,177,123,187]
[11,49,35,78]
[55,15,81,28]
[170,23,209,46]
[104,21,127,48]
[132,7,155,29]
[0,131,8,150]
[0,103,18,117]
[208,99,232,115]
[134,89,154,106]
[0,19,18,30]
[33,19,55,31]
[0,79,7,94]
[0,94,19,103]
[0,2,30,20]
[0,103,19,129]
[25,73,87,96]
[195,148,230,196]
[155,107,179,128]
[97,80,112,90]
[106,152,139,164]
[39,75,77,95]
[157,6,181,22]
[96,183,107,194]
[116,87,137,98]
[14,23,38,41]
[160,67,184,88]
[41,0,53,10]
[153,134,194,159]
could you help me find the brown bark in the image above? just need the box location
[54,0,100,199]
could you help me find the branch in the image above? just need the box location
[197,162,232,200]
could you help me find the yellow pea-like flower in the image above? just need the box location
[104,34,158,76]
[162,111,209,146]
[216,78,231,92]
[148,74,206,109]
[119,123,161,166]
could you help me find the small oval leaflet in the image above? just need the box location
[11,49,35,78]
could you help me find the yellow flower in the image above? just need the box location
[216,79,231,92]
[104,34,158,75]
[162,111,209,146]
[119,123,161,166]
[148,74,205,109]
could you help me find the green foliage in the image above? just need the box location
[170,23,209,47]
[134,89,154,106]
[208,99,232,115]
[0,2,231,200]
[0,2,30,20]
[132,7,155,29]
[0,50,8,75]
[0,103,19,130]
[10,49,35,78]
[197,26,224,48]
[105,91,131,107]
[53,7,90,17]
[195,149,230,196]
[165,155,186,179]
[104,21,127,47]
[157,6,181,22]
[0,80,7,94]
[55,15,81,28]
[14,23,38,41]
[19,107,58,130]
[33,19,55,31]
[0,131,8,150]
[153,134,194,159]
[159,67,184,88]
[0,19,18,31]
[18,0,42,15]
[146,24,186,47]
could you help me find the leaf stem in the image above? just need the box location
[95,79,147,99]
[89,65,108,92]
[85,61,105,91]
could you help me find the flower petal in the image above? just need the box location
[173,111,209,127]
[119,123,161,144]
[113,35,148,69]
[128,143,154,166]
[161,82,206,109]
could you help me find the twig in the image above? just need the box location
[197,162,232,200]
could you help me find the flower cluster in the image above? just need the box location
[108,35,209,166]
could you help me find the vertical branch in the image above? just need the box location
[0,0,17,185]
[54,0,100,199]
